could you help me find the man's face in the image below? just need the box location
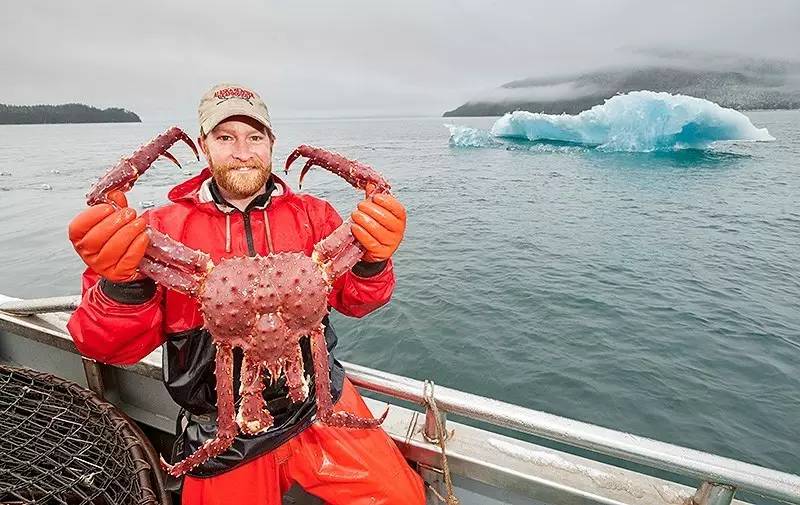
[200,115,273,199]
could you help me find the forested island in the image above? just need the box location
[0,103,141,124]
[444,65,800,117]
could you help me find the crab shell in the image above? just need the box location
[199,254,328,376]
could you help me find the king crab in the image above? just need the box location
[86,127,389,476]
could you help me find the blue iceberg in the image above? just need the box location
[449,91,774,152]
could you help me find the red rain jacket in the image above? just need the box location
[67,168,394,364]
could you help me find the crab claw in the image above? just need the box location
[160,150,182,169]
[284,145,328,189]
[298,159,316,189]
[283,145,320,189]
[284,145,391,194]
[183,132,201,162]
[284,147,305,174]
[159,454,171,471]
[86,127,199,206]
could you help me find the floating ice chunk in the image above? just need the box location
[139,200,155,209]
[489,90,774,152]
[50,169,61,174]
[40,184,53,191]
[446,124,498,148]
[0,171,11,176]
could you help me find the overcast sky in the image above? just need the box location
[1,0,798,119]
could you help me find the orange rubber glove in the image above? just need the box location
[351,188,407,263]
[68,190,149,282]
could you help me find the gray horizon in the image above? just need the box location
[2,0,798,120]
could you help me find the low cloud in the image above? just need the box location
[1,0,798,118]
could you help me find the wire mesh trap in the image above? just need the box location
[0,364,167,504]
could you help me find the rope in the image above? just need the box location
[423,380,460,505]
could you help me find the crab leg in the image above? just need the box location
[310,325,387,428]
[285,145,391,194]
[87,127,199,206]
[145,229,213,276]
[165,344,237,477]
[237,357,275,435]
[312,222,366,284]
[285,145,392,284]
[137,228,213,297]
[83,127,209,292]
[284,347,310,403]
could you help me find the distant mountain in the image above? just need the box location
[444,65,800,117]
[0,103,141,124]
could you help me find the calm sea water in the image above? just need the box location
[0,112,797,476]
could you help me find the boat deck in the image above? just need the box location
[1,294,798,505]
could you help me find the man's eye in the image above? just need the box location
[250,135,264,142]
[218,135,232,141]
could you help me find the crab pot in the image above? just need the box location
[0,365,170,504]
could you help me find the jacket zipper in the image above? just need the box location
[242,211,256,257]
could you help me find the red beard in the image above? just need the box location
[210,157,272,199]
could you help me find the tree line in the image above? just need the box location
[0,103,141,124]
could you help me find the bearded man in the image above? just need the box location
[67,83,424,505]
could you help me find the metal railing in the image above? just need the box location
[3,295,800,504]
[343,363,800,505]
[0,295,81,316]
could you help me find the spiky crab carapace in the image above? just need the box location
[85,127,390,477]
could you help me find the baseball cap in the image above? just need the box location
[198,83,273,135]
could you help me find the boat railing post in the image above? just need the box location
[81,358,106,400]
[423,380,448,443]
[692,481,736,505]
[421,380,461,504]
[424,408,447,443]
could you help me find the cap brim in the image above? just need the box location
[200,103,272,135]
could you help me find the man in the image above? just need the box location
[67,83,424,504]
